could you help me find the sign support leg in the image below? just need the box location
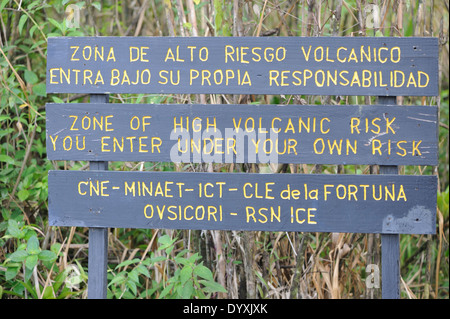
[87,94,109,299]
[379,96,400,299]
[381,230,400,298]
[87,225,108,298]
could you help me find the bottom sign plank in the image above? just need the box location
[48,170,436,234]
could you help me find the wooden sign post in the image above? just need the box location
[87,94,109,299]
[46,36,439,299]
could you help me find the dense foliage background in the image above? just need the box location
[0,0,448,299]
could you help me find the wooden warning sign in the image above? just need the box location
[45,103,438,165]
[45,36,439,299]
[46,37,439,96]
[48,170,437,235]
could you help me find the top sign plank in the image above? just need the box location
[46,37,439,96]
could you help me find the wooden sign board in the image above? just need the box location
[48,170,437,235]
[46,103,438,165]
[46,37,438,96]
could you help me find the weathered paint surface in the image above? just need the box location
[46,37,439,96]
[46,103,438,165]
[48,170,437,234]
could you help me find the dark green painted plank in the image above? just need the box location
[46,37,438,96]
[48,170,437,234]
[45,103,438,165]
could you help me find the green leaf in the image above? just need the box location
[75,2,86,10]
[180,281,194,299]
[47,32,62,38]
[0,154,15,165]
[18,15,28,35]
[159,283,174,299]
[24,70,38,85]
[91,1,101,11]
[176,249,189,258]
[126,280,137,296]
[174,256,188,266]
[27,235,40,254]
[180,266,193,284]
[115,258,140,270]
[41,286,56,299]
[149,255,166,264]
[375,30,384,37]
[199,279,227,293]
[19,280,38,299]
[0,0,10,11]
[25,254,38,270]
[136,264,150,278]
[194,264,213,281]
[188,252,201,263]
[108,272,126,286]
[65,274,83,291]
[165,244,175,255]
[51,96,64,103]
[9,249,29,262]
[214,0,222,30]
[158,234,173,245]
[183,22,192,30]
[50,243,61,255]
[17,189,29,201]
[175,250,189,263]
[255,270,268,287]
[67,30,85,37]
[7,219,23,239]
[5,266,20,281]
[27,0,41,11]
[38,250,57,262]
[48,18,63,32]
[405,18,414,37]
[29,24,38,38]
[127,270,140,284]
[33,83,47,97]
[158,234,176,253]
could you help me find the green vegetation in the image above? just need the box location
[0,0,448,299]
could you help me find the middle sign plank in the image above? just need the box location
[46,103,437,165]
